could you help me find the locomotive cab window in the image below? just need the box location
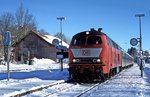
[87,36,102,45]
[72,36,86,45]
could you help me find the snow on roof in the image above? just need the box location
[41,35,69,48]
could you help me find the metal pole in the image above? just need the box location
[135,14,145,51]
[60,19,63,45]
[57,17,65,46]
[7,47,10,81]
[57,17,65,71]
[139,16,142,51]
[135,14,145,77]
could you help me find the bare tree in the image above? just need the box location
[54,32,70,44]
[0,3,37,60]
[15,3,37,40]
[38,29,50,35]
[0,12,15,33]
[0,12,15,58]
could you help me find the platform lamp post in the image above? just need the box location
[57,17,65,46]
[135,14,145,52]
[57,17,65,71]
[135,13,145,77]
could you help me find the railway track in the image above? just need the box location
[42,82,78,97]
[12,80,66,97]
[28,82,100,97]
[24,78,115,97]
[12,67,130,97]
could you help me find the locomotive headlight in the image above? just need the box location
[97,59,101,62]
[73,59,80,63]
[73,59,76,62]
[93,59,101,63]
[86,31,89,35]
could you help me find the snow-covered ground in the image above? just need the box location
[84,64,150,97]
[0,58,69,96]
[0,58,150,97]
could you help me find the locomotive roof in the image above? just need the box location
[73,28,106,37]
[72,28,132,58]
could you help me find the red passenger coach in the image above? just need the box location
[68,28,133,82]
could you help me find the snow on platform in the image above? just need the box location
[86,64,150,97]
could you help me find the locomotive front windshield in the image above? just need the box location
[72,35,102,45]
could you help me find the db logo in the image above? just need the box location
[82,49,90,56]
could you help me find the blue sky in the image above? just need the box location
[0,0,150,52]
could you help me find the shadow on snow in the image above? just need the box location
[0,68,69,80]
[144,64,150,84]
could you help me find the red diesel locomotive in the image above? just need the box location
[68,28,133,81]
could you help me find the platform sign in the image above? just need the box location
[57,52,68,58]
[130,38,138,46]
[55,45,68,51]
[4,31,11,47]
[3,31,11,81]
[57,54,64,59]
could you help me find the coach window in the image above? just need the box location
[87,36,102,45]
